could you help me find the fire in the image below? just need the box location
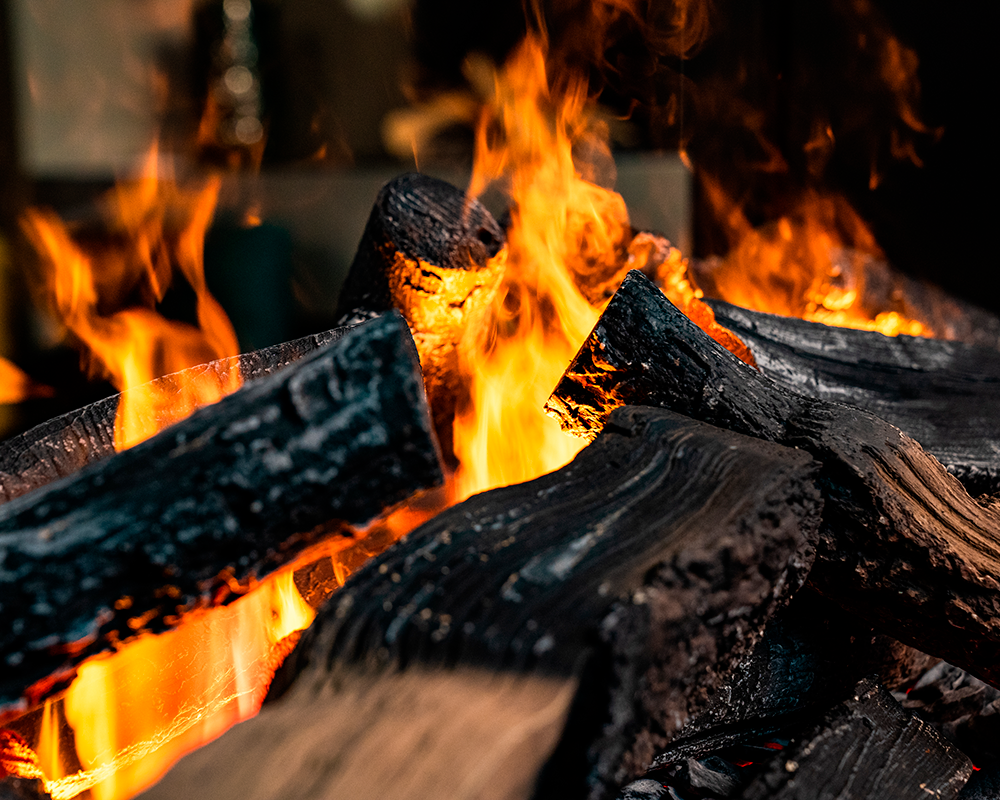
[21,143,242,451]
[697,177,930,337]
[26,565,315,800]
[0,358,52,405]
[452,33,629,500]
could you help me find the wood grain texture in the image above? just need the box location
[740,678,972,800]
[0,328,350,505]
[0,313,442,707]
[548,271,1000,688]
[707,299,1000,495]
[142,406,821,800]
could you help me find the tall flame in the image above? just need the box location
[453,32,631,500]
[21,144,242,450]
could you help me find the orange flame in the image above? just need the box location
[698,177,930,337]
[452,32,632,500]
[0,358,52,405]
[21,144,242,450]
[32,565,314,800]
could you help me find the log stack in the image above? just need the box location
[1,175,998,800]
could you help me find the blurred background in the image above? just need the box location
[0,0,993,439]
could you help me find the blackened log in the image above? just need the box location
[646,590,937,770]
[0,312,443,708]
[740,678,972,800]
[335,172,505,464]
[548,271,1000,687]
[139,406,822,800]
[706,299,1000,495]
[0,328,351,505]
[900,661,1000,770]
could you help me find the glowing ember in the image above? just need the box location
[21,143,242,451]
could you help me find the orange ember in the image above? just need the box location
[21,143,242,451]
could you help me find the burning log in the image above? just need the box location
[707,299,1000,495]
[138,405,822,800]
[547,271,1000,688]
[739,678,972,800]
[0,312,443,708]
[335,172,506,464]
[0,328,351,505]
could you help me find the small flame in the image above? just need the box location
[0,358,52,404]
[34,566,315,800]
[21,143,242,450]
[698,178,930,337]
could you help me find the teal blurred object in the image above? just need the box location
[204,220,294,352]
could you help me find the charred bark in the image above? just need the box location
[335,172,506,465]
[139,406,822,800]
[707,299,1000,495]
[0,328,351,505]
[548,271,1000,688]
[0,312,443,708]
[740,678,972,800]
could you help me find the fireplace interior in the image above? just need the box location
[0,1,997,799]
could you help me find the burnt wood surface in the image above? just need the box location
[548,271,1000,688]
[335,172,506,465]
[706,299,1000,495]
[644,590,937,772]
[140,405,822,800]
[0,328,350,505]
[0,313,443,708]
[740,678,972,800]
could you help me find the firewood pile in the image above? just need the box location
[2,174,998,800]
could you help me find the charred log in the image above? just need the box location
[0,328,352,505]
[0,312,443,708]
[548,271,1000,688]
[138,405,822,800]
[739,678,972,800]
[335,172,506,465]
[645,589,937,770]
[706,299,1000,495]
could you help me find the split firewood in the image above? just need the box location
[547,270,1000,688]
[0,312,443,708]
[335,172,506,465]
[708,298,1000,495]
[740,677,972,800]
[0,328,351,505]
[139,405,822,800]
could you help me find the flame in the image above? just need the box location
[452,33,631,500]
[0,358,52,404]
[21,144,242,450]
[698,177,930,337]
[29,566,315,800]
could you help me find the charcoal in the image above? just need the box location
[548,270,1000,687]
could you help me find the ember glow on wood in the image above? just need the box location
[0,312,443,708]
[140,405,822,800]
[548,270,1000,688]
